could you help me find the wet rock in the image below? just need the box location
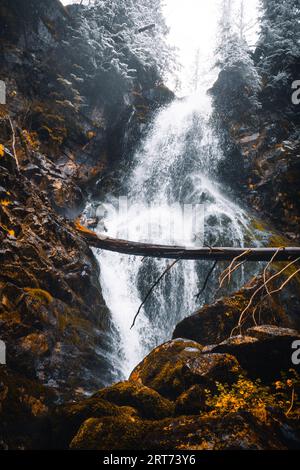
[129,339,241,400]
[173,278,298,346]
[93,381,174,420]
[175,385,208,415]
[70,412,288,450]
[247,325,300,342]
[208,326,300,382]
[129,339,204,399]
[0,367,54,450]
[0,163,112,400]
[52,396,138,449]
[182,353,242,388]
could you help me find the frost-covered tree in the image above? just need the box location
[68,0,174,86]
[256,0,300,108]
[212,0,261,124]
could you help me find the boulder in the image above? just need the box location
[70,412,288,450]
[52,395,137,449]
[247,325,300,342]
[129,339,203,399]
[93,381,174,420]
[173,278,296,346]
[182,353,242,388]
[207,326,300,381]
[129,339,241,400]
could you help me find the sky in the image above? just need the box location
[61,0,260,92]
[162,0,260,92]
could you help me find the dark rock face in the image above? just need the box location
[0,367,54,450]
[0,155,112,400]
[211,52,300,243]
[173,277,297,346]
[209,326,300,382]
[0,0,174,405]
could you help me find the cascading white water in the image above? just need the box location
[86,90,255,382]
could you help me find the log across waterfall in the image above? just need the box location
[76,226,300,262]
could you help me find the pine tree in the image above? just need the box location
[73,0,173,83]
[256,0,300,109]
[212,0,261,125]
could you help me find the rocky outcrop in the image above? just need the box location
[69,412,289,451]
[0,367,54,449]
[129,339,241,400]
[1,318,298,450]
[208,326,300,382]
[55,324,300,450]
[173,277,299,346]
[0,152,112,400]
[0,0,174,404]
[211,50,300,243]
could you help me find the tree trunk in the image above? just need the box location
[75,226,300,262]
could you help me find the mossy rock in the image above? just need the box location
[93,381,174,420]
[129,339,204,400]
[130,339,242,400]
[70,412,288,450]
[175,385,208,416]
[129,339,242,400]
[209,326,300,382]
[52,396,137,449]
[70,415,146,450]
[0,367,55,449]
[173,277,295,346]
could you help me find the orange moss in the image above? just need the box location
[24,288,53,305]
[74,218,97,236]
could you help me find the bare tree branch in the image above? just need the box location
[195,260,218,299]
[131,258,181,329]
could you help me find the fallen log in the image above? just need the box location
[75,224,300,262]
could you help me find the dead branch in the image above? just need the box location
[6,115,20,171]
[267,268,300,296]
[131,259,181,329]
[232,257,300,336]
[195,260,218,299]
[219,249,252,288]
[263,247,284,297]
[286,388,296,416]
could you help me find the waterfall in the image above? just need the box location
[86,90,256,382]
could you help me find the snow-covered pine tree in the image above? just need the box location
[256,0,300,110]
[212,0,261,125]
[69,0,173,86]
[56,0,175,113]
